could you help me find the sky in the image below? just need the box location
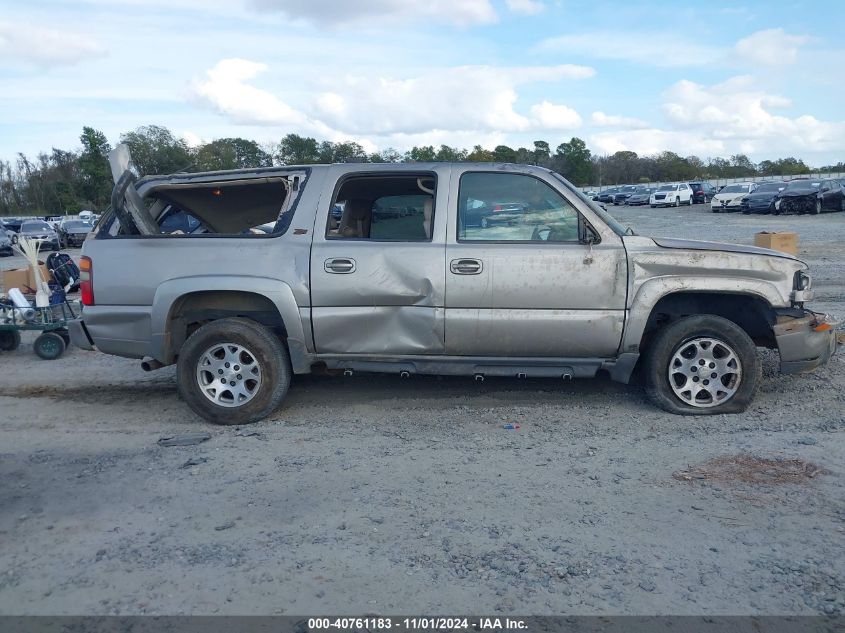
[1,0,844,166]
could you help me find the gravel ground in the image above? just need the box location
[0,204,843,616]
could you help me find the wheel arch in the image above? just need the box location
[150,276,313,372]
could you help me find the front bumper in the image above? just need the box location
[775,311,839,374]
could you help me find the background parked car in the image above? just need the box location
[612,185,640,205]
[650,183,693,207]
[0,227,13,256]
[711,182,756,213]
[597,187,620,203]
[741,181,786,215]
[57,218,93,247]
[462,200,528,228]
[689,182,717,204]
[775,179,845,215]
[2,217,23,243]
[17,219,60,250]
[626,187,656,206]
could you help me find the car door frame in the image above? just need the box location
[443,165,628,359]
[309,164,451,357]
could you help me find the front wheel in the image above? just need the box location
[644,315,760,415]
[673,198,680,207]
[176,317,291,425]
[811,200,821,215]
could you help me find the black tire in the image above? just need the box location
[176,317,291,425]
[673,198,680,207]
[811,199,821,215]
[840,198,845,213]
[644,315,760,415]
[687,197,693,206]
[650,204,656,208]
[0,330,21,351]
[34,332,66,360]
[11,234,17,245]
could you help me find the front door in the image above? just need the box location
[444,169,627,357]
[310,167,450,355]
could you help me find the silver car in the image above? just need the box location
[68,148,838,425]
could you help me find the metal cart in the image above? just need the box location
[0,297,79,360]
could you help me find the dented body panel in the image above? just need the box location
[69,161,837,386]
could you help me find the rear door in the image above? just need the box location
[444,168,627,357]
[310,167,450,355]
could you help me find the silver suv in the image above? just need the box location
[68,147,838,424]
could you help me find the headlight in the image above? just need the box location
[795,271,812,291]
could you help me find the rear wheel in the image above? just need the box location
[176,317,291,425]
[34,332,66,360]
[0,330,21,351]
[645,315,760,415]
[687,197,693,206]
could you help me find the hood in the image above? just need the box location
[652,237,797,260]
[778,188,818,198]
[712,191,747,201]
[747,190,780,200]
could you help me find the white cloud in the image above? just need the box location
[591,111,649,129]
[529,101,582,130]
[505,0,545,15]
[592,75,845,158]
[190,60,592,139]
[190,59,306,126]
[248,0,498,26]
[734,29,808,66]
[0,20,104,67]
[590,129,728,158]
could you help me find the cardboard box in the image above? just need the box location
[2,262,52,294]
[754,231,798,256]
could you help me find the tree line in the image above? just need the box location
[2,124,842,216]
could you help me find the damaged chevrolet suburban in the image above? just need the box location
[68,146,838,424]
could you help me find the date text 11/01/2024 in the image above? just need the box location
[307,618,528,630]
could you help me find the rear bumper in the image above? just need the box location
[775,311,839,374]
[65,306,152,358]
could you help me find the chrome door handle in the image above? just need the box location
[324,257,356,273]
[450,258,482,275]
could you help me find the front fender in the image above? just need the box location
[150,275,313,372]
[621,277,784,353]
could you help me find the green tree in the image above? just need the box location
[120,125,191,175]
[492,145,517,162]
[466,145,494,162]
[406,145,436,162]
[555,137,593,185]
[276,134,319,164]
[194,138,272,171]
[77,126,112,210]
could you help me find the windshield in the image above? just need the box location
[551,172,628,236]
[721,184,750,193]
[656,185,677,192]
[21,221,51,231]
[756,182,785,193]
[785,180,820,190]
[63,221,90,230]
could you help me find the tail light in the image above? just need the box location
[79,256,94,306]
[493,204,502,211]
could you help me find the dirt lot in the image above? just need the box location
[1,205,843,615]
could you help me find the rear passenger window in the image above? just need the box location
[458,172,580,243]
[326,174,436,241]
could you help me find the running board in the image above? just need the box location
[318,356,607,380]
